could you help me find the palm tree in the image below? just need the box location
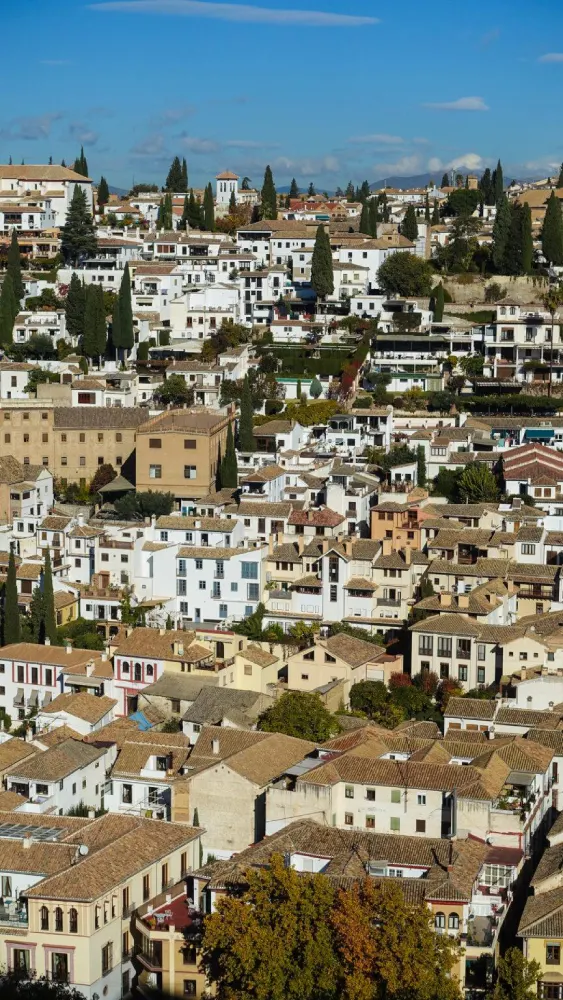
[542,284,563,396]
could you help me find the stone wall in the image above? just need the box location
[443,274,549,306]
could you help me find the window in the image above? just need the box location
[456,638,471,659]
[330,584,338,602]
[1,876,11,897]
[435,912,445,929]
[143,874,150,900]
[477,667,486,684]
[437,637,452,657]
[416,819,426,833]
[41,906,49,930]
[184,982,197,996]
[149,465,162,479]
[184,439,196,449]
[161,863,169,889]
[482,864,513,888]
[149,438,162,448]
[417,794,426,805]
[301,673,309,681]
[344,813,353,826]
[366,815,375,829]
[51,953,69,983]
[184,466,197,479]
[241,562,258,579]
[195,559,203,570]
[521,543,536,555]
[12,949,30,972]
[418,636,433,655]
[390,817,400,832]
[391,789,401,803]
[345,786,354,799]
[122,783,132,804]
[477,644,486,662]
[440,662,449,679]
[101,942,113,976]
[69,908,78,933]
[247,583,259,601]
[547,944,562,966]
[448,913,460,930]
[366,789,375,801]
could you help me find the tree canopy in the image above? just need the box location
[153,374,194,407]
[258,690,340,741]
[60,187,97,265]
[377,253,433,296]
[457,462,500,503]
[261,165,278,220]
[310,225,334,299]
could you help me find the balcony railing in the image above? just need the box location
[376,598,401,608]
[122,902,137,918]
[138,950,163,971]
[0,905,28,926]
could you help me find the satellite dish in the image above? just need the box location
[78,844,89,856]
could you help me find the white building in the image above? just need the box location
[0,164,93,227]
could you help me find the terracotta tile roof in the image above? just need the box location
[0,739,38,771]
[0,789,27,810]
[40,693,116,724]
[241,465,286,483]
[176,546,242,560]
[445,697,496,721]
[224,733,316,786]
[182,688,271,727]
[323,633,385,666]
[519,886,563,936]
[495,707,562,729]
[224,501,293,518]
[156,515,232,532]
[7,739,105,781]
[344,577,377,591]
[289,508,345,527]
[53,408,146,429]
[0,643,96,668]
[240,645,278,667]
[112,740,190,778]
[298,755,500,795]
[115,627,211,663]
[186,726,270,769]
[34,725,82,748]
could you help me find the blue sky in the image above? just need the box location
[3,0,563,189]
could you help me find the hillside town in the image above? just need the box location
[3,154,563,1000]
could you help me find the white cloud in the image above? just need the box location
[0,114,63,141]
[154,105,196,126]
[539,53,563,63]
[428,153,486,172]
[225,139,280,149]
[348,133,404,145]
[373,154,421,176]
[423,96,489,112]
[131,133,167,156]
[69,123,99,146]
[89,0,379,26]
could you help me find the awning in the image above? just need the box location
[42,692,52,707]
[28,690,38,707]
[524,429,554,440]
[13,689,24,707]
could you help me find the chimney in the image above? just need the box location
[297,535,305,554]
[268,534,275,556]
[25,726,33,743]
[151,514,157,528]
[66,641,73,654]
[23,833,32,850]
[44,637,51,646]
[159,628,166,636]
[321,538,330,554]
[403,546,411,566]
[176,642,184,657]
[101,650,108,662]
[458,594,470,609]
[86,660,95,677]
[78,514,85,527]
[344,539,353,557]
[307,509,314,522]
[439,592,452,607]
[382,538,393,556]
[212,738,220,755]
[87,808,95,819]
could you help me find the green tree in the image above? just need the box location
[492,194,511,272]
[309,376,323,399]
[542,190,563,265]
[492,947,541,1000]
[349,680,388,717]
[444,188,481,218]
[238,374,255,452]
[457,463,500,503]
[521,202,533,274]
[97,176,109,212]
[165,156,184,191]
[424,193,430,223]
[65,274,86,341]
[289,178,299,199]
[154,374,194,407]
[416,445,427,487]
[157,191,173,230]
[220,422,238,488]
[73,146,88,177]
[241,176,251,191]
[432,282,445,321]
[181,157,188,192]
[118,264,134,354]
[229,189,237,212]
[43,548,56,645]
[0,968,89,998]
[441,172,449,188]
[110,300,121,360]
[0,273,17,347]
[401,204,418,242]
[260,165,278,220]
[184,189,203,230]
[431,200,440,225]
[368,199,378,238]
[359,202,370,235]
[377,252,433,296]
[493,158,504,204]
[433,467,462,502]
[82,284,107,361]
[7,230,24,303]
[543,284,563,395]
[89,463,116,495]
[479,167,493,206]
[310,225,334,300]
[203,183,215,231]
[60,186,97,264]
[4,549,20,645]
[258,690,339,741]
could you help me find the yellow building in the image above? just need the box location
[0,810,202,1000]
[520,812,563,998]
[135,882,206,998]
[135,409,231,501]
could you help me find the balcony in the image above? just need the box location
[0,903,28,926]
[138,947,162,971]
[376,598,401,608]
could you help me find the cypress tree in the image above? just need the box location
[83,284,106,361]
[4,549,20,645]
[65,273,86,341]
[7,231,23,304]
[73,146,88,177]
[432,283,445,322]
[504,203,524,276]
[229,189,237,212]
[97,176,110,211]
[424,194,430,223]
[542,191,563,266]
[180,193,190,230]
[119,264,134,353]
[431,200,440,225]
[30,587,46,644]
[185,190,202,230]
[307,182,316,197]
[215,443,222,491]
[157,192,173,230]
[220,423,238,488]
[43,549,56,645]
[359,202,370,234]
[310,225,334,300]
[203,183,215,231]
[368,199,378,238]
[111,300,121,358]
[441,172,449,188]
[238,374,255,452]
[493,159,504,204]
[260,165,277,220]
[521,202,533,274]
[492,194,511,272]
[401,204,418,242]
[165,156,183,191]
[0,274,17,347]
[180,158,188,192]
[61,187,97,264]
[416,445,427,488]
[289,178,299,199]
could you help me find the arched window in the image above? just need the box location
[134,662,142,682]
[448,913,459,930]
[55,906,63,931]
[69,908,78,933]
[121,661,130,674]
[40,906,49,930]
[435,912,445,929]
[146,664,154,676]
